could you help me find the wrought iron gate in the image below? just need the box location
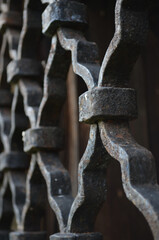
[0,0,158,239]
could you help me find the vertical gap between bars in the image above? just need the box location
[67,64,79,197]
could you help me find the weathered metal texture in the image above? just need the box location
[50,232,103,240]
[42,0,87,36]
[96,0,159,239]
[37,35,70,127]
[79,87,137,123]
[4,1,73,237]
[57,28,100,89]
[66,125,109,233]
[0,0,158,240]
[31,32,73,233]
[0,30,19,87]
[99,121,159,238]
[31,0,107,236]
[36,152,73,230]
[41,0,159,239]
[23,127,64,152]
[98,0,151,88]
[0,152,29,171]
[7,59,43,83]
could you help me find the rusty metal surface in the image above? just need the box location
[0,0,158,240]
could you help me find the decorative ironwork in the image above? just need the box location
[0,0,158,240]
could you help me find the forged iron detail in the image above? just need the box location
[96,0,159,239]
[2,0,73,236]
[17,0,42,60]
[37,35,70,127]
[18,79,42,127]
[67,125,109,233]
[23,127,64,152]
[79,87,137,123]
[37,152,73,231]
[57,28,100,89]
[99,121,159,239]
[0,0,158,240]
[50,232,103,240]
[98,0,150,87]
[42,0,87,36]
[0,152,29,171]
[7,59,43,83]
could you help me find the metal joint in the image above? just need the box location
[23,127,64,153]
[79,87,137,124]
[0,152,30,171]
[7,59,43,83]
[50,233,103,240]
[42,0,88,36]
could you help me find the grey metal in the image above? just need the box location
[0,0,158,240]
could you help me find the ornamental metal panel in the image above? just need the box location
[0,0,158,240]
